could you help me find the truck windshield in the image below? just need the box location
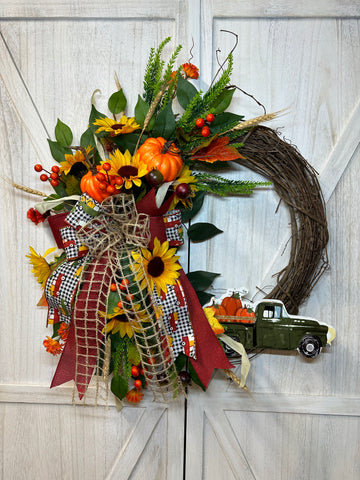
[282,305,289,318]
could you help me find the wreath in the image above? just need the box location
[17,36,330,406]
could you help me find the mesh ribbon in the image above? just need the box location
[73,194,184,402]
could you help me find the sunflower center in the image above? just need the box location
[147,256,165,277]
[118,165,138,178]
[111,123,124,130]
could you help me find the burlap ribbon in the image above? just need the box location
[52,193,184,402]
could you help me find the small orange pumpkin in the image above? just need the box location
[137,137,183,182]
[80,171,113,203]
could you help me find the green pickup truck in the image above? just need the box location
[219,299,336,358]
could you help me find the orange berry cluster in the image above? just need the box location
[195,113,215,137]
[34,163,61,187]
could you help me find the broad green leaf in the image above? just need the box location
[106,290,121,315]
[195,291,214,306]
[210,88,235,114]
[47,139,72,163]
[181,190,205,222]
[128,344,141,366]
[186,270,220,291]
[80,127,96,148]
[187,222,223,242]
[210,112,244,135]
[176,75,198,110]
[89,105,107,136]
[108,90,127,114]
[112,133,147,154]
[55,119,73,147]
[64,175,81,196]
[111,374,129,400]
[188,362,206,390]
[134,95,150,127]
[152,102,176,139]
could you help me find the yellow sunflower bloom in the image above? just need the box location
[132,237,182,296]
[93,115,140,137]
[99,150,149,189]
[170,165,198,209]
[101,304,149,338]
[26,246,57,289]
[204,306,225,335]
[60,146,92,175]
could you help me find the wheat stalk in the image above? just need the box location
[1,177,47,197]
[134,83,167,153]
[226,109,287,134]
[223,368,251,394]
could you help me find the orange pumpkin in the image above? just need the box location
[80,171,113,203]
[137,137,183,182]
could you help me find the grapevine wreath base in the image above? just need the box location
[19,37,331,406]
[236,126,329,315]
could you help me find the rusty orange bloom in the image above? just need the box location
[58,322,69,340]
[43,336,63,355]
[126,388,144,403]
[182,63,199,79]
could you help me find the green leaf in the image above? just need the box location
[128,344,141,366]
[187,222,223,242]
[55,119,73,147]
[210,88,235,114]
[106,290,121,315]
[64,175,81,196]
[188,362,206,391]
[134,95,150,128]
[181,190,205,222]
[111,374,129,400]
[195,291,214,306]
[108,90,127,114]
[186,270,220,291]
[176,75,198,110]
[112,133,147,154]
[152,102,176,139]
[80,127,96,148]
[210,112,244,135]
[89,105,107,136]
[47,139,72,163]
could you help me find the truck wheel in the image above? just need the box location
[298,335,321,358]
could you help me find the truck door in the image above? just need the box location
[257,304,290,349]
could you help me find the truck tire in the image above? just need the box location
[298,335,321,358]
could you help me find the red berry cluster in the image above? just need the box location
[96,162,123,194]
[195,113,215,137]
[34,164,61,187]
[131,364,146,390]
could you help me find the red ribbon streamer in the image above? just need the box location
[51,189,233,397]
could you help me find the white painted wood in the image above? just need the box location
[0,4,191,479]
[186,3,360,480]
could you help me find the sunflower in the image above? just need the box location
[99,150,149,189]
[204,307,225,335]
[93,115,140,137]
[60,146,92,175]
[101,304,148,338]
[132,238,182,296]
[26,246,56,289]
[170,165,198,209]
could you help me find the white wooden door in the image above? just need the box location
[186,1,360,479]
[1,1,360,479]
[0,3,192,479]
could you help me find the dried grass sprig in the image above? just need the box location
[134,84,167,152]
[226,109,287,134]
[2,177,47,197]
